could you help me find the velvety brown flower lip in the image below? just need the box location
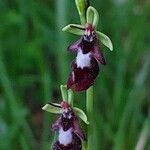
[67,24,106,91]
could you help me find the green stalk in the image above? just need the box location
[75,1,93,150]
[86,86,94,150]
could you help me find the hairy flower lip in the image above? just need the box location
[67,62,99,92]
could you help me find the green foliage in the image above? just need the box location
[0,0,150,150]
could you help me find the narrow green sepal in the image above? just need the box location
[42,103,61,114]
[96,31,113,51]
[62,24,85,35]
[68,89,74,106]
[73,107,89,124]
[75,0,86,25]
[60,85,68,101]
[86,6,99,28]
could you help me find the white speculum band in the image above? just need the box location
[76,49,91,69]
[58,127,73,146]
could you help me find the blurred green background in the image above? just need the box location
[0,0,150,150]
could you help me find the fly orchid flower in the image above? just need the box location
[63,6,113,91]
[42,101,88,150]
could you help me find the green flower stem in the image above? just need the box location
[86,86,94,150]
[75,0,93,150]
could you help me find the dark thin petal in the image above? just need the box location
[52,117,62,131]
[73,117,86,140]
[92,39,106,65]
[68,37,82,53]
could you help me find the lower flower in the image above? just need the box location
[51,101,85,150]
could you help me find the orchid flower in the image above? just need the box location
[42,86,88,150]
[43,101,88,150]
[62,6,113,91]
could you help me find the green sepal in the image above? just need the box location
[68,89,74,106]
[62,24,85,35]
[60,85,68,101]
[42,103,61,114]
[73,107,89,124]
[96,31,113,51]
[75,0,86,25]
[86,6,99,28]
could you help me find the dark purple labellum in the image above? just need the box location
[67,58,99,91]
[51,102,85,150]
[67,24,106,91]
